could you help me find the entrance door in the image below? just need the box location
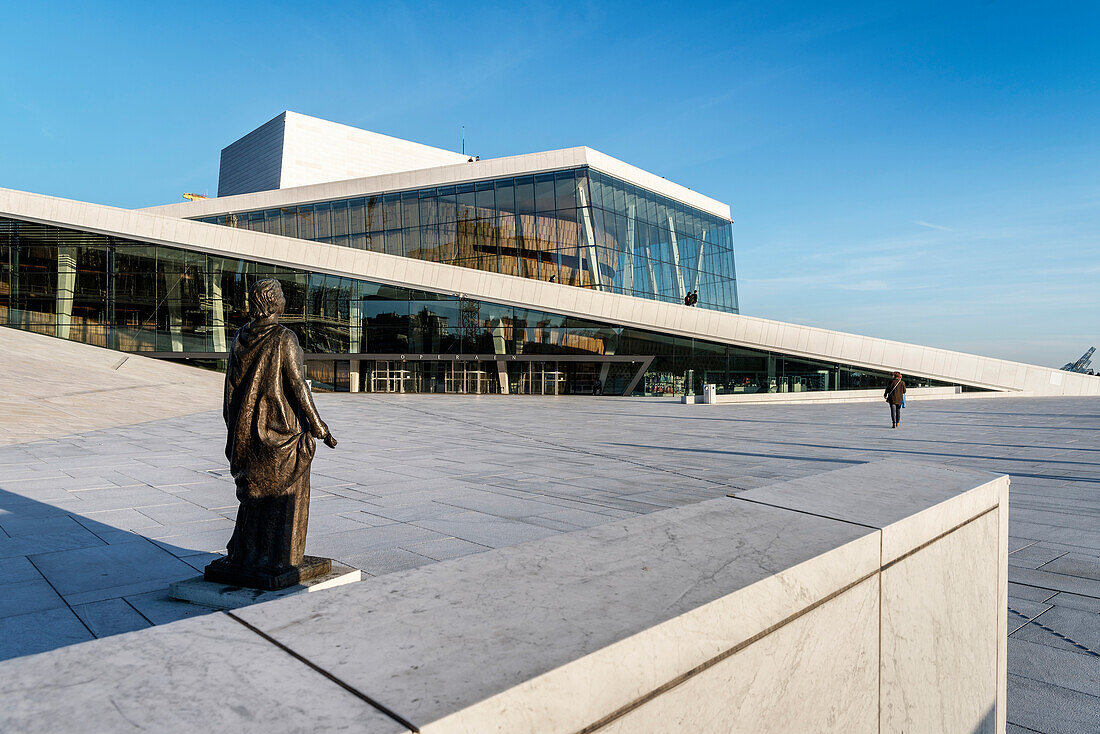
[465,362,492,394]
[414,361,447,393]
[442,362,492,394]
[370,361,411,393]
[443,362,465,393]
[513,361,566,395]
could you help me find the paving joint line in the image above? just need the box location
[1008,606,1099,657]
[226,612,420,732]
[23,555,98,640]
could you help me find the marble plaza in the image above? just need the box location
[0,334,1096,732]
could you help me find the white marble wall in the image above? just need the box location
[278,111,470,191]
[594,577,881,733]
[880,511,1000,732]
[592,465,1008,734]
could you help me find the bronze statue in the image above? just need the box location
[204,279,338,590]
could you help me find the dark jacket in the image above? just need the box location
[885,378,907,406]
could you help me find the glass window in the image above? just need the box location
[436,186,457,223]
[456,183,476,221]
[624,185,638,216]
[495,214,518,276]
[348,198,366,236]
[313,202,332,240]
[456,219,476,262]
[419,188,439,227]
[494,178,515,213]
[655,200,670,229]
[556,170,579,210]
[611,180,626,214]
[439,221,458,264]
[533,214,556,253]
[276,210,294,239]
[576,170,591,210]
[588,172,606,210]
[515,176,535,214]
[409,297,463,353]
[295,208,312,241]
[534,173,555,212]
[475,180,495,216]
[382,194,401,230]
[0,214,759,370]
[263,210,281,236]
[362,232,378,253]
[367,195,383,232]
[418,225,440,262]
[402,226,420,260]
[385,229,402,257]
[401,191,419,229]
[332,200,349,237]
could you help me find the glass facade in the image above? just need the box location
[0,216,956,395]
[191,167,740,313]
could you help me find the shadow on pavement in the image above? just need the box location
[0,486,226,662]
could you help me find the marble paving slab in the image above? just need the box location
[0,613,408,734]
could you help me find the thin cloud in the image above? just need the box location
[913,220,952,231]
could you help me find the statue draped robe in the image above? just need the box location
[220,322,325,577]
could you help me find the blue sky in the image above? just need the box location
[2,1,1097,366]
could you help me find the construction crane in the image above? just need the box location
[182,193,208,201]
[1061,347,1095,373]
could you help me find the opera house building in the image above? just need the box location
[1,111,1096,398]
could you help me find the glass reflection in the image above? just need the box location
[194,167,740,314]
[0,217,955,397]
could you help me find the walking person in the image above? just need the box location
[885,371,906,428]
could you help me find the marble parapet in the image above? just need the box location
[0,459,1008,733]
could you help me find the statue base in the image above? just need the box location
[202,555,333,591]
[170,561,360,610]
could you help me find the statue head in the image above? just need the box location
[249,279,286,321]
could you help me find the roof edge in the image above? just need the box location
[140,146,732,221]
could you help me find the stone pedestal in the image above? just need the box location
[170,562,361,610]
[204,554,332,591]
